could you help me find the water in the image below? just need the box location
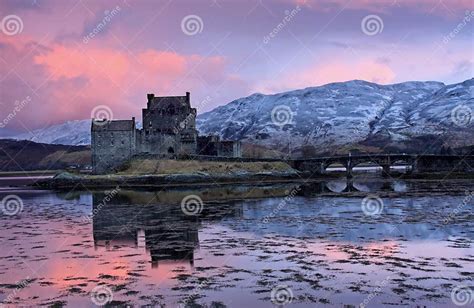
[0,178,472,307]
[0,175,53,191]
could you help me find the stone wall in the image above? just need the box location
[91,120,136,174]
[197,135,219,155]
[136,131,179,155]
[197,136,242,158]
[143,93,195,133]
[414,155,474,173]
[91,92,240,173]
[218,141,242,157]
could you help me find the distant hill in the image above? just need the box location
[0,139,90,171]
[11,120,92,145]
[198,78,474,156]
[6,78,473,156]
[8,120,144,146]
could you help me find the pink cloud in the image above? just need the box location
[0,35,246,130]
[34,45,131,82]
[0,0,471,133]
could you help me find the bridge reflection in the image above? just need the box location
[89,182,471,268]
[298,178,407,194]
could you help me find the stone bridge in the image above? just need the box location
[289,154,474,177]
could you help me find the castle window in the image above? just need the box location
[121,140,125,145]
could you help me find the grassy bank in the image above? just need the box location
[32,157,474,190]
[0,170,60,177]
[33,159,301,189]
[116,159,296,176]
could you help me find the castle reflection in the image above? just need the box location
[89,179,465,268]
[90,186,282,267]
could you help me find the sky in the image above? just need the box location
[0,0,473,134]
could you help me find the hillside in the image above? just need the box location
[0,139,90,171]
[6,78,473,156]
[197,78,473,156]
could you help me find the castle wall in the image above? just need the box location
[218,141,242,158]
[197,136,219,155]
[136,131,180,155]
[91,92,240,173]
[233,141,242,158]
[92,125,135,174]
[197,136,242,158]
[143,93,196,134]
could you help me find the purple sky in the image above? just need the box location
[0,0,473,134]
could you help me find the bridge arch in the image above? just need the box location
[323,161,347,173]
[290,154,473,177]
[390,159,413,173]
[350,161,384,174]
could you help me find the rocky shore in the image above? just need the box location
[33,170,305,190]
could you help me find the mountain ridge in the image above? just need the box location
[4,78,473,156]
[197,78,473,155]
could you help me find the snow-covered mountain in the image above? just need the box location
[6,79,473,154]
[197,78,473,154]
[11,120,92,145]
[8,121,143,146]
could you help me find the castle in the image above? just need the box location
[91,92,241,173]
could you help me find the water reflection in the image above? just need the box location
[0,179,472,307]
[92,191,245,267]
[299,177,469,194]
[86,180,473,274]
